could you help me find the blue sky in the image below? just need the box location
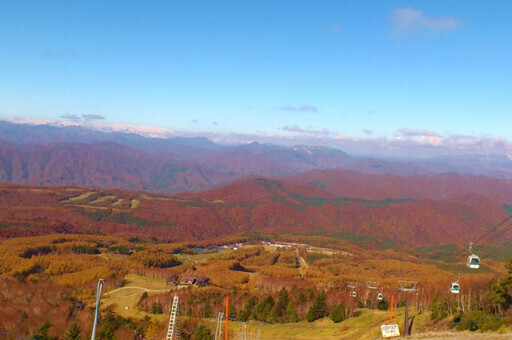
[1,1,511,156]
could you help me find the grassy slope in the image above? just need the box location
[102,274,169,319]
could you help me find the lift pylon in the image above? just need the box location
[398,280,418,337]
[166,295,180,340]
[214,312,224,340]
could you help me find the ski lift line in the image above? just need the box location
[439,219,512,261]
[474,215,512,250]
[440,214,512,259]
[478,220,512,246]
[472,214,512,246]
[473,221,512,252]
[479,240,512,258]
[0,330,35,340]
[475,221,512,249]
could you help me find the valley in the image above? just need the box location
[1,124,512,338]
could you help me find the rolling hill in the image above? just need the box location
[1,168,511,247]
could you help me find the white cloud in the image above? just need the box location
[282,125,329,135]
[400,128,441,137]
[5,116,512,157]
[390,8,463,35]
[417,135,444,146]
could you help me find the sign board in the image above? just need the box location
[381,323,400,338]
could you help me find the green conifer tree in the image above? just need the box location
[228,305,237,318]
[489,258,512,314]
[32,321,57,340]
[306,291,326,322]
[253,295,274,321]
[238,296,258,320]
[64,320,83,340]
[286,300,299,322]
[269,287,289,323]
[328,303,346,323]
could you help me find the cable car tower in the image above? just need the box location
[366,281,379,290]
[366,281,384,301]
[166,295,180,340]
[398,281,418,337]
[347,281,358,297]
[365,281,381,306]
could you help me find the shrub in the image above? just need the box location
[455,310,505,332]
[329,303,347,323]
[191,325,214,340]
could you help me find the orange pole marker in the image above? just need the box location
[225,296,229,340]
[389,295,394,324]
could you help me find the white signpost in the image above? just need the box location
[381,323,400,338]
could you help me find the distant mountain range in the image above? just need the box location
[3,121,512,194]
[2,121,512,249]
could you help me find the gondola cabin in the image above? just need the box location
[450,282,461,294]
[351,291,357,298]
[377,293,383,301]
[467,254,480,269]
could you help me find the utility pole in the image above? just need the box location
[398,281,418,337]
[225,296,229,340]
[91,279,105,340]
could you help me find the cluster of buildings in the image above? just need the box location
[166,274,210,287]
[222,242,245,250]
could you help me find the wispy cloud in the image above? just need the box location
[362,129,372,135]
[60,113,81,122]
[191,119,200,124]
[82,114,105,120]
[390,8,463,35]
[391,128,512,152]
[279,105,318,112]
[282,125,329,136]
[400,128,441,137]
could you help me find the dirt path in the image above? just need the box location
[104,286,168,295]
[296,249,308,279]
